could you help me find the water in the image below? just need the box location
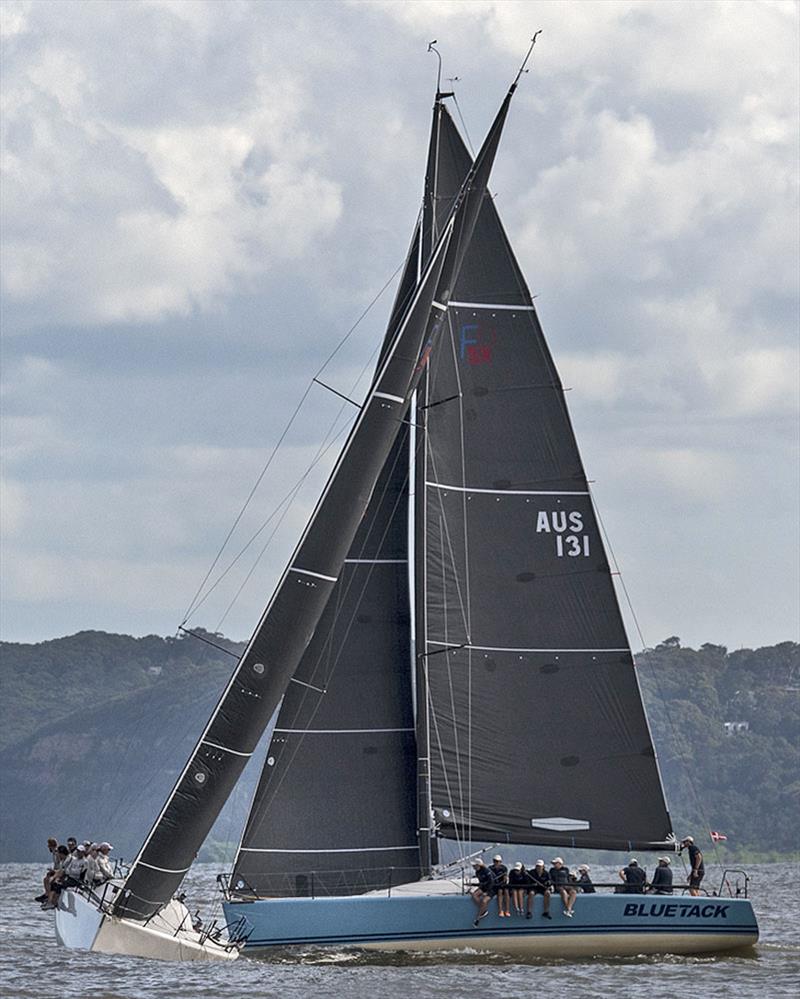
[1,863,798,998]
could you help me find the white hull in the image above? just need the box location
[54,888,237,962]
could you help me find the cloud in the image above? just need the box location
[1,0,797,649]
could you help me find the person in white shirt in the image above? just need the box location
[96,842,114,882]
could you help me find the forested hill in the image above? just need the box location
[635,638,799,859]
[0,632,797,861]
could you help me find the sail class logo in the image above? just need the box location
[459,322,496,365]
[623,903,730,919]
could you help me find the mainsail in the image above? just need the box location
[419,107,673,852]
[117,85,518,920]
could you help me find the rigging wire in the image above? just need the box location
[180,259,407,628]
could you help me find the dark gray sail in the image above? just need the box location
[418,106,674,852]
[116,87,517,921]
[231,220,424,898]
[231,96,485,898]
[232,430,418,897]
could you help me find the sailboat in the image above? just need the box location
[53,46,758,961]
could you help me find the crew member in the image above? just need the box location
[681,836,705,895]
[649,856,674,894]
[619,858,646,893]
[526,860,552,919]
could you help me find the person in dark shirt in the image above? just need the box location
[508,862,527,916]
[619,858,647,893]
[525,860,552,919]
[648,856,674,894]
[489,855,510,917]
[470,859,493,926]
[549,857,577,917]
[576,864,595,893]
[681,837,705,895]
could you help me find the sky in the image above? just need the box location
[1,0,798,651]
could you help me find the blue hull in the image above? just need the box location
[223,891,758,957]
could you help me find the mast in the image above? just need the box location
[115,81,520,921]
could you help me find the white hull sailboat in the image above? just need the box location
[51,42,758,962]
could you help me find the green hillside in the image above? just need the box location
[0,631,797,862]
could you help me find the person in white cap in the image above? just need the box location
[525,860,552,919]
[680,836,704,895]
[648,856,673,895]
[618,858,647,893]
[549,857,577,916]
[508,862,527,916]
[576,864,595,893]
[489,855,510,917]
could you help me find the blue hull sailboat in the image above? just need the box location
[54,43,758,961]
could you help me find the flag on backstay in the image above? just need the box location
[710,830,728,842]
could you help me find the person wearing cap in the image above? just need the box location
[525,860,552,919]
[681,836,704,895]
[508,862,528,916]
[549,857,577,916]
[97,843,114,882]
[63,846,86,888]
[648,856,674,895]
[489,855,510,918]
[470,859,493,926]
[619,858,647,893]
[65,836,78,857]
[576,864,595,893]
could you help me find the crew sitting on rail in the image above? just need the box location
[470,859,494,926]
[508,862,528,915]
[489,855,510,918]
[525,859,552,919]
[576,864,595,893]
[549,857,577,917]
[648,856,674,894]
[619,858,647,893]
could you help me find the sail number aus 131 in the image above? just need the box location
[536,510,590,558]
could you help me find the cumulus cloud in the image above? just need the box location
[1,0,797,647]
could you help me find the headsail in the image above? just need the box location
[231,95,482,898]
[231,219,424,898]
[116,84,519,920]
[418,106,674,853]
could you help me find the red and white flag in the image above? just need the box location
[710,830,728,842]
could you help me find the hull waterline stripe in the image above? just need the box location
[344,558,408,564]
[290,566,338,582]
[373,391,405,404]
[239,925,758,948]
[274,727,414,735]
[448,301,535,311]
[201,740,253,758]
[427,641,630,654]
[135,861,192,875]
[240,845,419,854]
[426,481,589,496]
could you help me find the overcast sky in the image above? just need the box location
[2,0,798,651]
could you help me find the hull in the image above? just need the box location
[54,887,238,962]
[224,890,758,958]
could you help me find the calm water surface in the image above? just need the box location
[1,862,797,998]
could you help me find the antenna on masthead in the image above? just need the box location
[511,30,542,92]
